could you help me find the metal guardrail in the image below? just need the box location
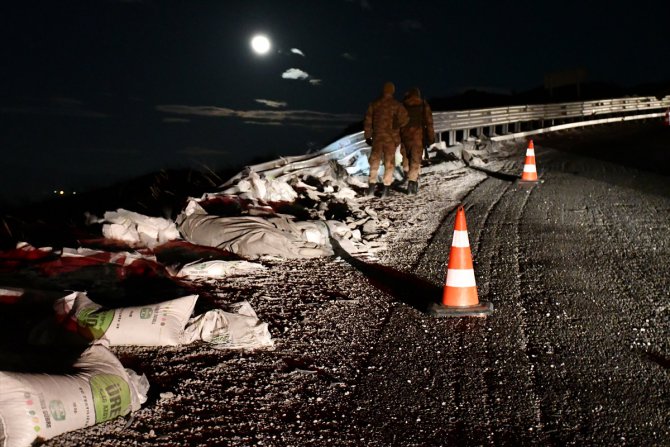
[433,95,670,144]
[220,95,670,186]
[220,132,367,188]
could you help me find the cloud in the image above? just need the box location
[282,68,310,80]
[281,68,321,85]
[51,97,83,106]
[0,97,108,118]
[399,19,423,32]
[290,48,306,57]
[255,99,288,108]
[244,121,282,126]
[342,52,356,61]
[156,104,360,128]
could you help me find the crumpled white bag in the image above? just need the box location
[182,301,273,350]
[101,208,180,248]
[177,260,266,279]
[235,171,298,203]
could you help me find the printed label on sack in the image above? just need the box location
[76,307,114,339]
[89,374,131,423]
[16,379,96,439]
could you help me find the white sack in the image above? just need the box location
[340,146,403,182]
[325,220,362,254]
[342,150,370,176]
[61,247,157,265]
[332,186,358,201]
[231,171,298,203]
[0,287,23,300]
[177,260,266,279]
[177,201,333,259]
[55,292,198,346]
[101,208,180,248]
[182,301,273,350]
[0,343,148,447]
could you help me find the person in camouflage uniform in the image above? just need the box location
[363,81,409,197]
[400,87,434,194]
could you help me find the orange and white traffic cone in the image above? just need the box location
[430,205,493,317]
[520,140,539,182]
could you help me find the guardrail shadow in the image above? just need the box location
[328,233,441,313]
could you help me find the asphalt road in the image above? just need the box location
[349,122,670,445]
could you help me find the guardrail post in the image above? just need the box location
[501,123,509,134]
[448,130,456,146]
[513,122,521,133]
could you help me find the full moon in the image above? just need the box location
[250,35,271,55]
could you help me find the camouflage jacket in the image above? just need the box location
[364,94,409,141]
[402,95,435,145]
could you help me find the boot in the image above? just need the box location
[401,170,410,187]
[408,181,418,195]
[380,185,390,198]
[366,183,376,196]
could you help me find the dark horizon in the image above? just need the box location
[2,0,669,204]
[2,78,669,208]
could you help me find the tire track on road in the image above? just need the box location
[463,178,550,444]
[347,176,550,446]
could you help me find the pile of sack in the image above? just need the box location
[0,243,274,446]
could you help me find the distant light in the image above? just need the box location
[59,190,64,195]
[251,35,271,55]
[73,191,77,195]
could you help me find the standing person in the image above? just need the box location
[363,81,409,197]
[401,87,434,194]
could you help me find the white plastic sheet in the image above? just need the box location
[177,201,333,259]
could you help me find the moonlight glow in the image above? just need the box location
[251,35,271,55]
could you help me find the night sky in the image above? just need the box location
[2,0,669,203]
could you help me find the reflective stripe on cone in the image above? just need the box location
[521,140,539,182]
